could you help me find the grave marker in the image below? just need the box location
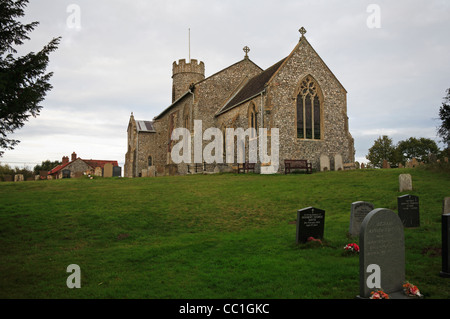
[334,154,343,171]
[349,201,374,237]
[296,207,325,244]
[399,174,412,192]
[441,213,450,278]
[320,155,330,171]
[359,208,405,298]
[397,194,420,228]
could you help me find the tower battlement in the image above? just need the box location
[172,59,205,77]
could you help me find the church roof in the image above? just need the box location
[216,57,287,116]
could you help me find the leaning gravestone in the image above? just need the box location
[296,207,325,244]
[358,208,406,298]
[399,174,412,192]
[349,201,374,237]
[397,194,420,228]
[441,213,450,278]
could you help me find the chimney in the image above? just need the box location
[71,152,77,161]
[62,156,69,164]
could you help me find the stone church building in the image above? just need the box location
[125,28,355,177]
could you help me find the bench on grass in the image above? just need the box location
[284,159,312,174]
[237,162,256,174]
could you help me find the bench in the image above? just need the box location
[237,162,256,174]
[284,159,312,174]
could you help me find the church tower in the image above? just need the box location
[172,58,205,102]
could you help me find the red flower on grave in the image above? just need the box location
[370,289,389,299]
[307,237,322,244]
[403,282,422,297]
[344,243,359,253]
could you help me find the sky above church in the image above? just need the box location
[2,0,450,170]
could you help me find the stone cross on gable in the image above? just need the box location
[299,27,307,37]
[243,46,250,58]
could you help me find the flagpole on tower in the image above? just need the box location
[188,28,191,63]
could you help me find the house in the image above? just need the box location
[48,152,120,178]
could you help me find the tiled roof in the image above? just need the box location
[48,159,118,175]
[216,57,287,115]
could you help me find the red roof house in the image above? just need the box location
[48,152,120,178]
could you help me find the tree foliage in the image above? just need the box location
[0,0,60,156]
[396,137,439,164]
[366,135,396,168]
[437,88,450,148]
[33,159,60,175]
[367,135,441,167]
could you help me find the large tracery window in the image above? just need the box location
[297,76,322,140]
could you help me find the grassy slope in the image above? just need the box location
[0,168,449,299]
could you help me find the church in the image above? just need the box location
[124,27,355,177]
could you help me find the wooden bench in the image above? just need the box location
[237,162,256,173]
[284,159,312,174]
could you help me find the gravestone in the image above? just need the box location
[360,163,365,169]
[103,163,113,177]
[443,197,450,215]
[349,201,374,237]
[382,159,390,169]
[94,167,102,176]
[397,194,420,228]
[441,213,450,278]
[334,154,343,171]
[359,208,405,298]
[320,155,330,171]
[296,207,325,244]
[113,166,122,177]
[399,174,412,192]
[14,174,24,182]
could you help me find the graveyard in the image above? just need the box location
[0,166,449,299]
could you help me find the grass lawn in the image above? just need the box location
[0,167,449,299]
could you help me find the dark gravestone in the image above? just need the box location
[359,208,405,298]
[349,201,374,237]
[296,207,325,244]
[397,194,420,227]
[113,166,122,177]
[441,214,450,278]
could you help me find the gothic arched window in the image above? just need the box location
[296,76,322,140]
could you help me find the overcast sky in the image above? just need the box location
[1,0,449,170]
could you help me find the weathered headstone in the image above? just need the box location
[103,163,113,177]
[349,201,374,237]
[334,154,343,171]
[399,174,412,192]
[360,163,365,169]
[296,207,325,244]
[443,197,450,215]
[397,194,420,228]
[94,167,102,176]
[441,213,450,278]
[359,208,405,298]
[14,174,24,182]
[320,155,330,171]
[382,159,390,169]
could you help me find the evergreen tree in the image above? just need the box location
[437,88,450,149]
[0,0,60,156]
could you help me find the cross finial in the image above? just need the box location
[243,46,250,58]
[299,27,307,37]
